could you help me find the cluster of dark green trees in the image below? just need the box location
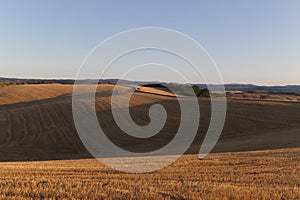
[163,83,210,97]
[192,85,210,97]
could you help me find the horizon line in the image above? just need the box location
[0,76,299,87]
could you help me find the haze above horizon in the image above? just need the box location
[0,0,299,85]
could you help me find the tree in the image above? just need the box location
[192,85,210,97]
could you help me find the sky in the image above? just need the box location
[0,0,299,85]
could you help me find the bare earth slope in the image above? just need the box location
[0,84,299,161]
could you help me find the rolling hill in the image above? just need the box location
[0,84,299,161]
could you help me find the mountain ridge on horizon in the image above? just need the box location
[1,77,300,94]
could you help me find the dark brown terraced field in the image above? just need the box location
[0,84,299,161]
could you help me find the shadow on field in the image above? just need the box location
[0,90,299,162]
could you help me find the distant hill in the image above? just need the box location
[1,77,300,94]
[192,84,300,94]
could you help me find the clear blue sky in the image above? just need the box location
[0,0,299,85]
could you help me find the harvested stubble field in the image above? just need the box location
[0,148,299,199]
[0,84,299,199]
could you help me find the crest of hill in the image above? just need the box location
[1,77,300,94]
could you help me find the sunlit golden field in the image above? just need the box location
[0,148,299,200]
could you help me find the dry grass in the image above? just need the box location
[0,84,74,105]
[0,148,299,200]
